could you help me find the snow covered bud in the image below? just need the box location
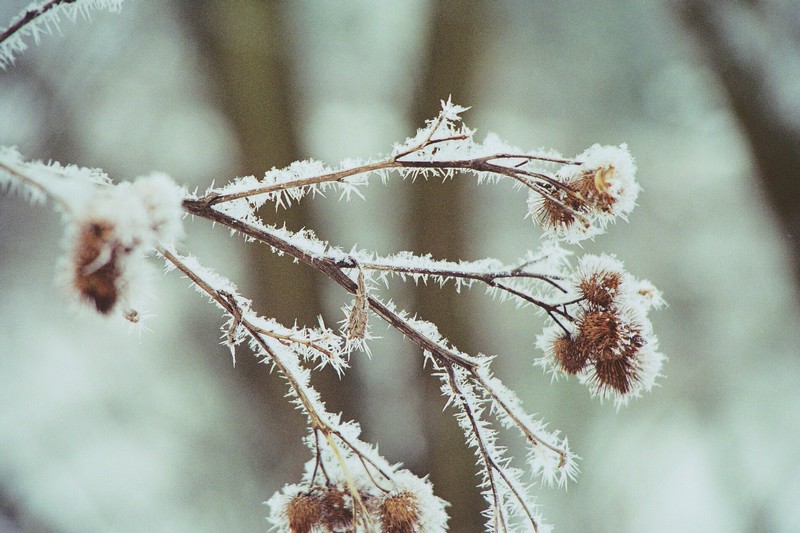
[64,173,184,316]
[378,491,420,533]
[284,492,323,533]
[530,144,638,243]
[71,219,124,313]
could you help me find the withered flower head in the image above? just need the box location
[285,492,323,533]
[578,269,622,309]
[531,185,589,236]
[378,491,421,533]
[72,219,124,314]
[552,333,589,375]
[320,486,354,531]
[577,308,629,362]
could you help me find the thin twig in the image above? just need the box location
[0,0,73,48]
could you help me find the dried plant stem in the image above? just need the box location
[336,257,568,293]
[182,200,482,372]
[196,152,584,210]
[0,0,72,47]
[0,160,72,212]
[445,364,540,533]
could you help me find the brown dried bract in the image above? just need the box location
[72,220,121,314]
[592,357,637,395]
[579,271,622,309]
[347,268,369,340]
[534,184,588,233]
[552,333,588,375]
[578,309,623,361]
[574,165,616,213]
[379,491,420,533]
[320,486,354,530]
[286,492,323,533]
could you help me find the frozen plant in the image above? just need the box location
[0,2,665,532]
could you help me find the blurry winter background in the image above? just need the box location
[1,1,800,532]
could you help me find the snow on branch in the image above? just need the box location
[0,0,124,68]
[194,98,638,244]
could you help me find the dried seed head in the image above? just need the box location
[552,333,588,375]
[379,491,420,533]
[285,492,323,533]
[72,219,123,314]
[572,144,639,219]
[579,270,622,309]
[578,309,624,361]
[574,165,617,213]
[347,268,369,340]
[590,356,638,395]
[532,186,587,233]
[320,486,354,530]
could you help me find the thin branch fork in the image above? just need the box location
[445,364,541,533]
[335,256,567,288]
[333,256,573,320]
[182,199,482,373]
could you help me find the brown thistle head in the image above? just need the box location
[552,333,589,375]
[320,486,354,531]
[285,492,323,533]
[378,491,421,533]
[72,219,123,314]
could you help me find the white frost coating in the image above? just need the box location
[130,172,186,246]
[0,146,109,210]
[74,172,185,250]
[439,363,549,533]
[0,0,125,68]
[474,365,579,490]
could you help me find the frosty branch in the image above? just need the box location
[0,2,665,532]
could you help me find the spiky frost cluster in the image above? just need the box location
[268,450,448,533]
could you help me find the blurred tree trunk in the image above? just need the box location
[406,2,491,530]
[679,0,800,295]
[181,0,356,479]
